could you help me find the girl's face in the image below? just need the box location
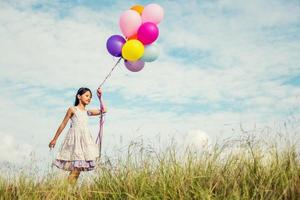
[78,91,92,105]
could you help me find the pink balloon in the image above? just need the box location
[137,22,159,45]
[119,10,142,38]
[142,4,164,24]
[124,60,145,72]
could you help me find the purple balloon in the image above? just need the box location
[106,35,126,57]
[124,60,145,72]
[137,22,159,45]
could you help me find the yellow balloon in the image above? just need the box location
[122,39,144,61]
[130,5,144,15]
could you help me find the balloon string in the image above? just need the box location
[98,57,122,89]
[95,112,104,160]
[96,57,121,162]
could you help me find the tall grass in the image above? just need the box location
[0,134,299,199]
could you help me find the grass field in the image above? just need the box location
[0,133,299,199]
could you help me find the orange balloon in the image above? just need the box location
[130,5,144,15]
[127,33,138,40]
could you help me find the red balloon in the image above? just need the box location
[137,22,159,45]
[127,33,138,40]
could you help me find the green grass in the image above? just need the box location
[0,135,299,200]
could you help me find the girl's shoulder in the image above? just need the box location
[68,106,77,115]
[70,106,76,111]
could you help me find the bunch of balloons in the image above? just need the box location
[106,4,164,72]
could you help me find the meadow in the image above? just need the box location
[0,131,299,200]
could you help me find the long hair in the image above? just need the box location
[74,87,92,106]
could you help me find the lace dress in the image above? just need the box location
[53,106,99,171]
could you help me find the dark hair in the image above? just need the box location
[74,87,92,106]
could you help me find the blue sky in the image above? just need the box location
[0,0,300,176]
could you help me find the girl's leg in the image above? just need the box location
[68,169,81,185]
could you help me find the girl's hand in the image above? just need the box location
[101,107,107,113]
[49,139,56,149]
[97,88,102,98]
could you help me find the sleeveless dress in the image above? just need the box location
[52,106,99,171]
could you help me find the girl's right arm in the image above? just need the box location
[49,107,74,148]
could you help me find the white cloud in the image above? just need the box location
[1,0,299,106]
[183,129,210,150]
[0,132,33,164]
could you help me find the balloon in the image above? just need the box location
[142,4,164,24]
[131,5,144,15]
[127,33,137,40]
[124,60,145,72]
[122,39,144,61]
[137,22,159,45]
[119,10,142,38]
[106,35,126,57]
[141,44,159,62]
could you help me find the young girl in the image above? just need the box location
[48,87,106,185]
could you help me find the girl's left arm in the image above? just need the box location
[88,87,107,116]
[87,107,107,116]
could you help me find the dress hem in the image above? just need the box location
[52,159,97,171]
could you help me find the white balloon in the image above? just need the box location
[141,44,160,62]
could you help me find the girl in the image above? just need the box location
[48,87,106,185]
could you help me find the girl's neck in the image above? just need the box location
[76,104,86,111]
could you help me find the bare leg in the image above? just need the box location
[68,169,81,185]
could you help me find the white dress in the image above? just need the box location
[53,106,99,171]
